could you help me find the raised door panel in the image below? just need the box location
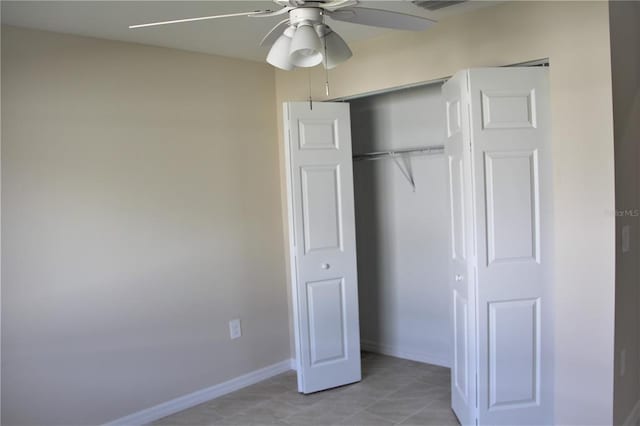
[447,99,462,137]
[453,289,469,402]
[301,166,343,254]
[299,119,339,150]
[481,90,537,129]
[484,150,540,265]
[449,156,466,261]
[488,299,540,410]
[307,278,347,365]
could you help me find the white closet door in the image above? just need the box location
[469,68,552,425]
[283,102,361,394]
[444,72,477,426]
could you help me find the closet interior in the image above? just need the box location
[348,81,451,368]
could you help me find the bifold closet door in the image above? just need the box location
[283,102,361,394]
[445,68,552,425]
[444,71,477,426]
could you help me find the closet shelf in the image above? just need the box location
[352,145,444,162]
[352,145,445,192]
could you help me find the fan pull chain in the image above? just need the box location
[324,37,330,97]
[307,68,313,110]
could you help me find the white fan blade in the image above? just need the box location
[319,0,359,12]
[328,7,435,31]
[249,7,291,18]
[129,10,272,29]
[260,19,290,47]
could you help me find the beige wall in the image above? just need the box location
[1,26,288,425]
[611,0,640,424]
[274,1,616,424]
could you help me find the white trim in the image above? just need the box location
[331,58,549,102]
[361,340,451,369]
[331,77,448,102]
[105,359,294,426]
[623,399,640,426]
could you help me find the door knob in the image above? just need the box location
[455,274,464,282]
[321,263,331,270]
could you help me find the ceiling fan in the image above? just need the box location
[129,0,436,71]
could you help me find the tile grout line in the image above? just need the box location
[332,376,435,425]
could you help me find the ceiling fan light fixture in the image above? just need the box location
[322,29,352,69]
[267,26,296,70]
[130,2,437,72]
[289,23,324,68]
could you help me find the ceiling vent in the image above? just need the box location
[411,0,467,11]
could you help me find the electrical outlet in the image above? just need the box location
[621,349,626,376]
[229,319,242,340]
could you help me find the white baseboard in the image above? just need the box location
[623,399,640,426]
[105,358,294,426]
[361,340,451,368]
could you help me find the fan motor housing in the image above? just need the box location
[289,7,324,27]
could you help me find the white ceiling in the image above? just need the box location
[1,1,499,62]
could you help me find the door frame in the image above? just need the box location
[331,59,549,103]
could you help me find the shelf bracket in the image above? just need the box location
[391,154,416,192]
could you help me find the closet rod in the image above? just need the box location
[352,145,444,162]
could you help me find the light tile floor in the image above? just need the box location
[152,352,460,426]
